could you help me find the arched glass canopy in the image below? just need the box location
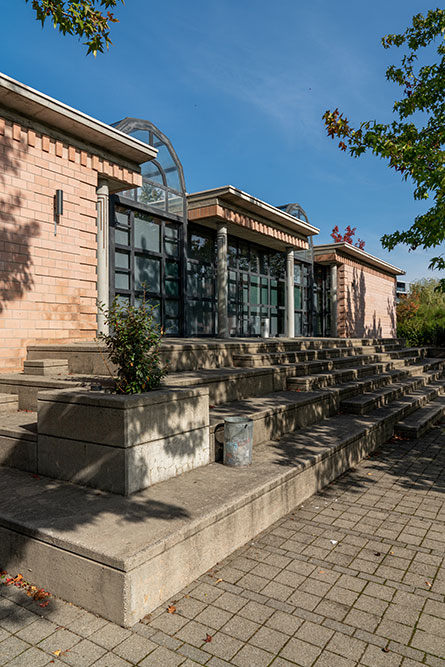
[277,203,310,224]
[112,118,186,220]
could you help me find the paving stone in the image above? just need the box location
[249,624,289,653]
[265,610,303,635]
[58,638,107,666]
[199,631,243,660]
[91,653,132,667]
[314,650,358,667]
[4,646,53,667]
[88,622,132,650]
[38,628,81,654]
[279,637,322,666]
[326,631,367,662]
[176,597,208,620]
[360,643,403,667]
[15,617,59,644]
[237,600,274,624]
[411,628,445,655]
[113,634,157,663]
[213,592,247,614]
[0,635,30,663]
[177,641,212,664]
[219,615,260,642]
[138,645,185,666]
[232,643,273,667]
[294,620,334,648]
[66,611,108,637]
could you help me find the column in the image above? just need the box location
[96,179,110,335]
[331,263,338,337]
[286,247,295,338]
[217,222,228,338]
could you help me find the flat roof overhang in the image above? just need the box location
[314,243,405,276]
[0,72,157,167]
[188,185,319,238]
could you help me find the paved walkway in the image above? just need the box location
[1,426,445,666]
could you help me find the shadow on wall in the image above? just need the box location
[343,268,383,338]
[0,126,40,313]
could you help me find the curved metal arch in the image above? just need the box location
[112,117,187,194]
[284,203,310,223]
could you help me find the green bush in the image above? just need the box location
[98,296,166,394]
[397,279,445,347]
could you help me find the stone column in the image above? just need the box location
[96,180,110,335]
[217,222,228,338]
[286,247,295,338]
[331,263,338,337]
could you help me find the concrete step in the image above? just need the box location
[0,410,37,472]
[0,375,83,410]
[395,395,445,438]
[287,364,403,391]
[23,358,69,377]
[164,366,287,405]
[0,393,19,413]
[0,390,423,627]
[340,374,445,415]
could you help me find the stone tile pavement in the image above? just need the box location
[1,425,445,666]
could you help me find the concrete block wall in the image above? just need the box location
[337,258,397,338]
[0,115,141,372]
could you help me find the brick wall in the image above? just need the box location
[0,116,140,372]
[337,258,397,338]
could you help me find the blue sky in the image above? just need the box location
[2,0,441,283]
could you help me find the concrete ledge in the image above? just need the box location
[36,387,210,494]
[0,399,418,627]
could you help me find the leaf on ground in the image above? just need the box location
[215,578,223,584]
[204,633,212,643]
[167,605,177,614]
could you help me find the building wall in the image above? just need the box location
[0,115,140,372]
[337,258,397,338]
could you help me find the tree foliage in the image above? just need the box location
[331,225,365,249]
[323,9,445,289]
[25,0,123,55]
[397,278,445,345]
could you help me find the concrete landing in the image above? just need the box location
[0,406,407,627]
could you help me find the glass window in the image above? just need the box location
[165,300,179,317]
[165,279,179,297]
[115,272,129,290]
[138,185,165,210]
[115,228,129,246]
[134,255,160,292]
[134,214,160,253]
[115,251,129,270]
[165,260,179,278]
[142,161,164,185]
[115,210,129,226]
[188,233,214,263]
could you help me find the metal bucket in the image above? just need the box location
[223,416,253,467]
[260,317,270,338]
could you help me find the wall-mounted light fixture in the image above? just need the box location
[54,189,63,235]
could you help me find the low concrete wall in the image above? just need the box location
[37,387,210,495]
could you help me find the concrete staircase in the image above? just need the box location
[0,336,444,625]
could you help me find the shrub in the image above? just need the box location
[98,296,166,394]
[397,279,445,347]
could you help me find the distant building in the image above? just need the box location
[396,280,411,303]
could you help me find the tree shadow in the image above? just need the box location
[342,268,386,338]
[0,124,40,314]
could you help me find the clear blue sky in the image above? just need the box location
[2,0,442,283]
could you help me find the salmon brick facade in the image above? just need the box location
[0,113,143,372]
[337,258,397,338]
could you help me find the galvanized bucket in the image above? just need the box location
[223,416,253,467]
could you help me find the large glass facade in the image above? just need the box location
[186,226,216,335]
[314,264,332,336]
[110,119,187,336]
[227,238,286,337]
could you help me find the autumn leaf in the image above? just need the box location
[167,605,177,614]
[215,578,223,584]
[204,633,212,643]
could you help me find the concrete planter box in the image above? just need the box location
[37,387,210,495]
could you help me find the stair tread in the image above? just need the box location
[396,395,445,429]
[209,390,325,424]
[0,410,37,440]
